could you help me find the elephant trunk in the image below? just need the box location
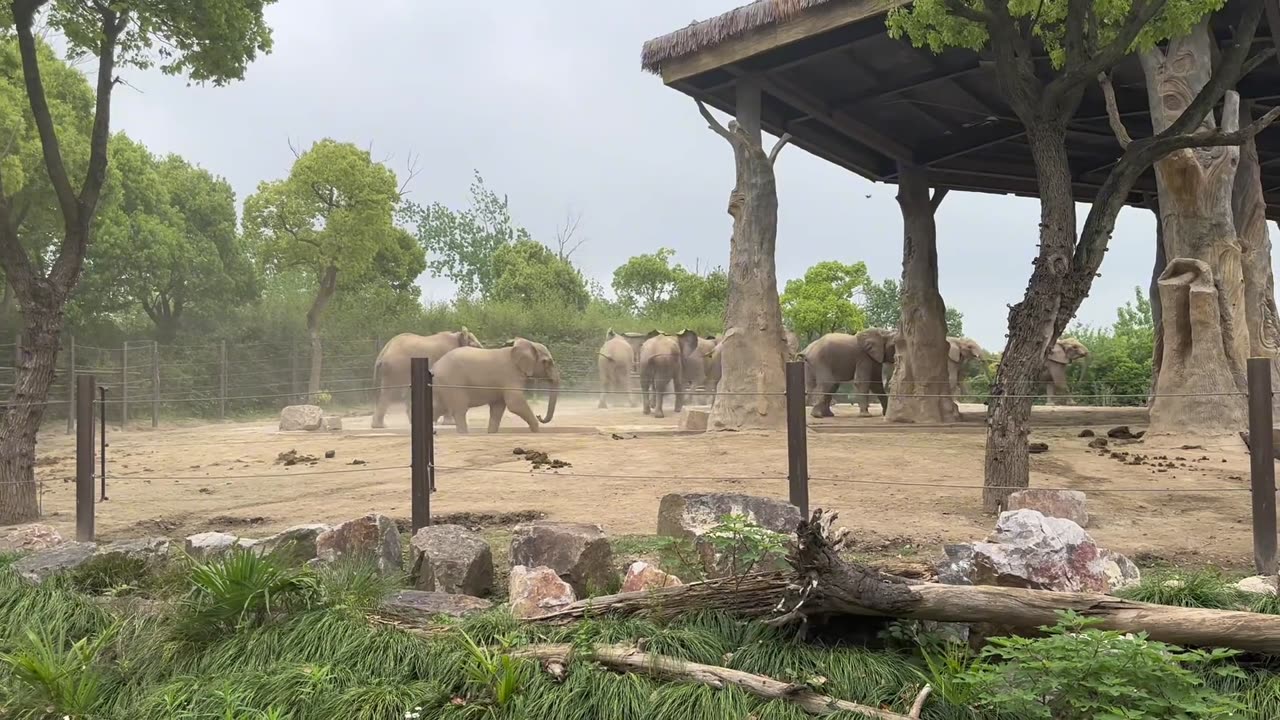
[538,368,560,424]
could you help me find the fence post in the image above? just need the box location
[98,385,109,502]
[120,341,129,428]
[65,335,75,434]
[290,344,300,405]
[1248,357,1277,575]
[151,341,159,429]
[219,340,227,420]
[785,360,810,517]
[75,373,95,542]
[410,356,433,532]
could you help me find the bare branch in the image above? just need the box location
[909,684,933,718]
[1047,0,1170,102]
[1097,73,1133,148]
[554,208,587,261]
[397,150,422,197]
[287,137,303,159]
[768,132,792,165]
[930,187,949,212]
[696,99,734,143]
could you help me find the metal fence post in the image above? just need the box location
[75,374,95,542]
[98,385,109,502]
[1248,357,1277,575]
[785,360,810,517]
[151,341,159,428]
[120,341,128,428]
[411,357,433,532]
[65,335,75,434]
[219,340,227,420]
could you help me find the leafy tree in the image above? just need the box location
[490,239,589,311]
[243,139,419,396]
[780,261,869,338]
[611,248,727,320]
[0,1,275,523]
[1066,287,1154,405]
[863,278,964,336]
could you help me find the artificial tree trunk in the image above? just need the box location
[1148,199,1165,404]
[1232,99,1280,413]
[697,84,789,430]
[306,265,338,399]
[886,163,958,424]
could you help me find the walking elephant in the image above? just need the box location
[802,328,898,418]
[372,328,483,428]
[947,337,985,400]
[639,333,685,418]
[597,329,638,409]
[1041,338,1089,404]
[677,330,718,404]
[430,338,560,433]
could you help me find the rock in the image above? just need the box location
[1239,430,1280,460]
[255,523,330,564]
[508,565,575,619]
[1236,575,1279,596]
[1027,442,1049,454]
[934,544,974,586]
[621,561,682,592]
[1088,437,1109,449]
[96,537,172,564]
[315,514,402,574]
[279,404,323,431]
[379,589,492,621]
[656,492,801,540]
[409,524,493,596]
[323,450,336,459]
[509,522,613,596]
[321,415,343,432]
[1078,429,1095,438]
[968,510,1139,593]
[184,531,255,559]
[0,523,63,552]
[1007,489,1089,527]
[13,542,97,584]
[680,408,710,432]
[1107,425,1138,440]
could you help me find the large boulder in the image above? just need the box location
[621,561,682,593]
[184,532,256,560]
[315,514,401,574]
[1007,489,1089,527]
[508,565,575,619]
[509,522,613,596]
[380,590,493,621]
[279,404,323,431]
[13,542,97,584]
[409,524,493,596]
[95,537,172,564]
[0,523,64,553]
[657,492,801,540]
[321,415,343,431]
[968,510,1139,593]
[1237,575,1279,596]
[254,524,329,565]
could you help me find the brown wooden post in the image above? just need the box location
[410,356,433,531]
[785,360,809,516]
[65,335,75,434]
[1248,357,1277,575]
[75,373,96,541]
[219,340,227,420]
[151,341,159,429]
[120,342,128,428]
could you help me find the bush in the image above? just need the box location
[177,546,323,639]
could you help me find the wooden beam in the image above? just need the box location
[660,0,905,85]
[828,61,983,109]
[903,121,1026,171]
[755,74,915,162]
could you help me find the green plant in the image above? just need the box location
[0,623,119,718]
[656,514,788,584]
[955,611,1246,719]
[177,546,322,639]
[1116,568,1245,609]
[457,629,530,709]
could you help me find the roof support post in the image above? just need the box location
[736,75,762,145]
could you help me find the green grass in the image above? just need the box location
[1115,568,1247,610]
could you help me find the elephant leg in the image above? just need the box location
[872,377,888,414]
[505,391,540,432]
[372,388,390,429]
[640,369,653,415]
[598,386,609,410]
[653,376,667,419]
[487,400,506,433]
[811,381,838,418]
[450,399,470,434]
[947,362,960,401]
[853,376,873,417]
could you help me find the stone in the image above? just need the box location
[323,450,336,459]
[1078,429,1095,438]
[935,544,975,586]
[1088,437,1109,449]
[1107,425,1137,440]
[680,408,710,432]
[1007,489,1089,527]
[0,523,63,552]
[321,415,343,432]
[13,542,97,584]
[509,522,613,596]
[409,524,493,596]
[656,492,801,540]
[255,523,330,564]
[1239,430,1280,460]
[621,561,682,592]
[1027,442,1049,454]
[1236,575,1279,596]
[184,532,256,559]
[967,510,1140,594]
[508,565,576,619]
[96,537,172,564]
[315,514,402,574]
[279,404,323,431]
[380,590,492,621]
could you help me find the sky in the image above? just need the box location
[102,0,1269,351]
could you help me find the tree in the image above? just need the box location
[490,238,590,310]
[0,2,274,524]
[82,136,256,342]
[410,171,529,297]
[780,260,869,338]
[887,0,1277,511]
[863,277,964,336]
[243,139,418,397]
[1067,288,1155,405]
[611,248,728,320]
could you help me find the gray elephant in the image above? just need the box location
[639,333,685,418]
[372,328,483,428]
[802,327,898,418]
[947,336,985,401]
[677,329,718,404]
[597,329,638,409]
[784,328,800,358]
[1041,338,1089,404]
[430,338,560,433]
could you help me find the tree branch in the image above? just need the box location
[1160,0,1266,140]
[1046,0,1170,103]
[696,99,734,143]
[768,133,792,165]
[930,187,949,212]
[12,0,77,228]
[942,0,991,24]
[1097,72,1133,148]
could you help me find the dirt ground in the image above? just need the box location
[21,395,1260,571]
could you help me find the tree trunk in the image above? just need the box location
[306,266,338,399]
[983,123,1076,512]
[886,164,958,424]
[0,307,63,523]
[1148,199,1165,405]
[1141,22,1249,432]
[1232,99,1280,414]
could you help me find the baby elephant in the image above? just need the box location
[430,338,560,433]
[639,333,684,418]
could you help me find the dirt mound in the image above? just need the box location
[275,449,318,466]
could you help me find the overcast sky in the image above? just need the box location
[104,0,1269,351]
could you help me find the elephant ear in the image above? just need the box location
[861,335,885,365]
[948,342,961,363]
[512,338,538,377]
[646,329,662,339]
[605,327,617,340]
[677,329,699,356]
[1047,342,1068,364]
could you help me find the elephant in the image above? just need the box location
[597,329,638,409]
[677,329,718,404]
[430,337,560,433]
[639,333,685,418]
[372,328,483,428]
[802,327,898,418]
[946,337,985,400]
[1041,338,1090,404]
[784,328,800,358]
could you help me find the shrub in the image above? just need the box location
[1116,568,1244,610]
[0,624,119,718]
[177,546,322,639]
[656,514,788,584]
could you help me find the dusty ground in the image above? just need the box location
[21,396,1259,571]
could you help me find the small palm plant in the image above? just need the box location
[177,546,322,640]
[0,623,119,718]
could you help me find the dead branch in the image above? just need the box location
[696,98,735,143]
[908,685,932,718]
[397,150,422,197]
[768,133,793,165]
[1097,73,1133,148]
[555,208,587,261]
[516,643,920,720]
[287,137,303,159]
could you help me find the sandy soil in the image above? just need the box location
[21,396,1259,570]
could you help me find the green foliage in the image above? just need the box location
[611,247,727,319]
[862,277,964,336]
[656,514,788,583]
[0,623,119,719]
[457,629,530,709]
[177,546,323,639]
[1116,568,1245,609]
[780,261,870,338]
[1066,287,1154,405]
[491,239,590,311]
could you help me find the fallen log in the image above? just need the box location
[516,643,928,720]
[534,572,790,624]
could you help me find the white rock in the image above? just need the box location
[1236,575,1279,596]
[279,405,323,431]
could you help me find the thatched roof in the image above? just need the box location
[641,0,838,73]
